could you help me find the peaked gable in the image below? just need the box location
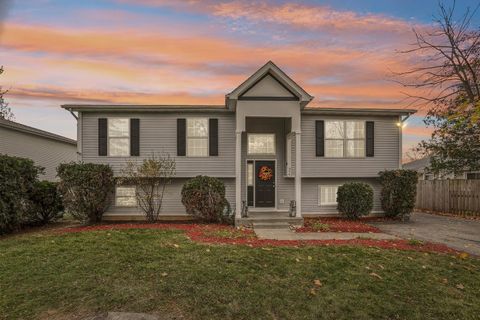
[241,73,297,99]
[226,61,313,110]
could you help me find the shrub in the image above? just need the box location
[26,181,64,225]
[0,154,43,234]
[378,169,418,218]
[337,182,374,219]
[181,175,232,224]
[57,162,114,224]
[120,154,176,223]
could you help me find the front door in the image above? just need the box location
[255,160,275,207]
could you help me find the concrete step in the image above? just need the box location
[252,222,292,229]
[243,217,303,224]
[248,211,291,218]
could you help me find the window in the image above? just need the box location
[318,185,339,206]
[248,134,275,155]
[325,120,365,158]
[286,134,293,176]
[108,118,130,156]
[187,118,208,157]
[247,162,254,186]
[116,186,136,207]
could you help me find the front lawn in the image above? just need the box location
[0,227,479,320]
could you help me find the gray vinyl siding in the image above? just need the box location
[81,112,236,177]
[301,115,400,177]
[105,178,235,216]
[0,126,77,181]
[240,118,295,210]
[302,178,383,214]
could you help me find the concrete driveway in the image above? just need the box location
[370,212,480,255]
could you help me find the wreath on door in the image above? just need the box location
[258,166,273,181]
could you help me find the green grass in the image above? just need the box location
[1,229,479,320]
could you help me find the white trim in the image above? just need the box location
[245,159,277,209]
[295,131,302,216]
[324,120,366,158]
[107,117,130,157]
[317,185,341,206]
[235,132,242,218]
[115,185,137,207]
[186,117,209,157]
[247,133,276,155]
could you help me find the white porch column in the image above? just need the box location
[235,131,242,218]
[295,131,302,217]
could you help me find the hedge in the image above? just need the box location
[57,162,115,224]
[0,154,43,234]
[181,175,232,224]
[379,169,418,218]
[337,182,374,219]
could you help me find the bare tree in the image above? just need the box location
[395,1,480,175]
[0,66,14,120]
[120,154,176,223]
[395,1,480,108]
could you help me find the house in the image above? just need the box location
[403,156,480,180]
[62,61,415,223]
[0,118,77,181]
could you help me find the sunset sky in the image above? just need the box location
[1,0,479,160]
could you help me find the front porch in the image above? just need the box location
[234,116,302,227]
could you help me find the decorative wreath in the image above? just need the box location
[258,166,273,181]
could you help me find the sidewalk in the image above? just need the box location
[254,228,398,241]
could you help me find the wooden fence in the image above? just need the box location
[415,180,480,217]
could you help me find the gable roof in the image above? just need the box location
[403,157,431,172]
[226,61,313,110]
[0,118,77,145]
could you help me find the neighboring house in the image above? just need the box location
[63,61,415,222]
[403,156,480,180]
[0,118,77,181]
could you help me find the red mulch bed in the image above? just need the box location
[56,223,461,255]
[296,217,381,233]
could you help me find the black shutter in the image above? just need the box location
[209,118,218,156]
[366,121,375,157]
[177,118,186,156]
[98,118,107,156]
[315,120,324,157]
[130,118,140,156]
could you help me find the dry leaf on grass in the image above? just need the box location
[456,284,465,290]
[369,272,383,280]
[313,279,322,287]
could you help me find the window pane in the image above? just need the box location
[109,118,129,137]
[318,186,338,205]
[116,187,136,207]
[247,163,254,186]
[109,138,129,156]
[325,121,344,139]
[325,140,344,157]
[117,187,135,197]
[346,121,365,139]
[187,118,208,137]
[346,140,365,157]
[248,134,275,154]
[187,138,208,156]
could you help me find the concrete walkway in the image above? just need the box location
[371,212,480,255]
[254,228,398,241]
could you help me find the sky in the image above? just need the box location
[1,0,479,161]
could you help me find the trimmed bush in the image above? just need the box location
[379,169,418,218]
[57,162,114,224]
[337,182,374,219]
[26,181,64,225]
[181,175,232,224]
[0,154,43,234]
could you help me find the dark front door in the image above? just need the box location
[255,161,275,207]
